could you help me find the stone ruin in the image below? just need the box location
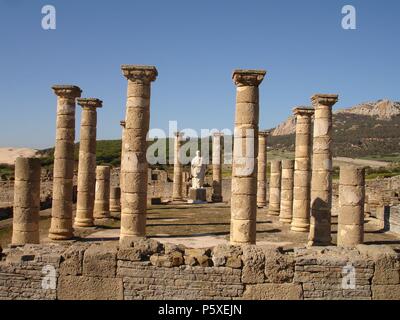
[0,67,399,300]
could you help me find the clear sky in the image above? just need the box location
[0,0,399,149]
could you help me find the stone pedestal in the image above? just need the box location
[280,159,294,224]
[230,69,266,245]
[269,160,281,216]
[172,131,184,201]
[291,107,314,232]
[308,94,338,246]
[49,85,82,240]
[211,133,223,203]
[120,65,158,244]
[337,166,365,247]
[12,157,41,245]
[75,98,102,228]
[257,131,269,208]
[187,188,207,204]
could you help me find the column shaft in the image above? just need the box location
[230,69,266,245]
[172,132,184,201]
[280,159,294,223]
[110,186,121,212]
[257,131,269,208]
[120,65,157,243]
[12,158,41,245]
[268,160,281,216]
[308,94,338,246]
[49,85,82,240]
[75,98,102,227]
[291,108,314,232]
[94,165,111,219]
[337,166,365,247]
[211,133,223,202]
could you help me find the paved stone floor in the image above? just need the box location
[1,203,400,250]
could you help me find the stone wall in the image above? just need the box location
[1,240,399,300]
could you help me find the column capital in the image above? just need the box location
[77,98,102,109]
[293,106,314,116]
[311,94,339,107]
[121,65,158,84]
[232,69,266,87]
[52,85,82,98]
[259,130,271,137]
[213,132,224,138]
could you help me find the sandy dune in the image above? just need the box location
[0,148,39,165]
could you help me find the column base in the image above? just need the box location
[307,239,332,247]
[74,218,94,228]
[268,210,280,216]
[211,195,223,203]
[257,202,267,208]
[48,229,74,241]
[110,206,121,213]
[291,220,310,232]
[279,218,292,224]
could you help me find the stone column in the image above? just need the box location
[230,69,266,245]
[338,166,365,247]
[110,186,121,213]
[291,107,314,232]
[280,159,294,223]
[308,94,338,246]
[257,131,269,208]
[12,157,41,245]
[74,98,102,228]
[49,85,82,240]
[211,132,224,203]
[172,131,184,201]
[268,160,282,216]
[94,166,111,220]
[120,65,158,243]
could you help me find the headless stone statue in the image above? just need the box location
[191,150,206,189]
[188,151,207,203]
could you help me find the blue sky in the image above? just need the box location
[0,0,399,149]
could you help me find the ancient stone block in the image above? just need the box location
[243,283,303,300]
[83,244,117,277]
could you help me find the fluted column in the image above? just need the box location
[120,65,157,243]
[74,98,102,228]
[12,157,41,245]
[338,166,365,247]
[230,69,266,245]
[49,85,82,240]
[93,165,111,220]
[268,160,281,216]
[211,132,224,203]
[280,159,294,223]
[172,131,184,201]
[308,94,338,246]
[257,131,269,208]
[291,107,314,232]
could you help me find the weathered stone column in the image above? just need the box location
[280,159,294,223]
[268,160,281,216]
[49,85,82,240]
[74,98,102,228]
[12,157,41,245]
[120,65,158,243]
[308,94,338,246]
[230,69,266,245]
[172,131,184,201]
[291,107,314,232]
[94,165,111,220]
[110,186,121,213]
[338,166,365,247]
[257,131,269,208]
[211,132,224,203]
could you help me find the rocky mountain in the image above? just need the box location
[271,99,400,136]
[269,99,400,158]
